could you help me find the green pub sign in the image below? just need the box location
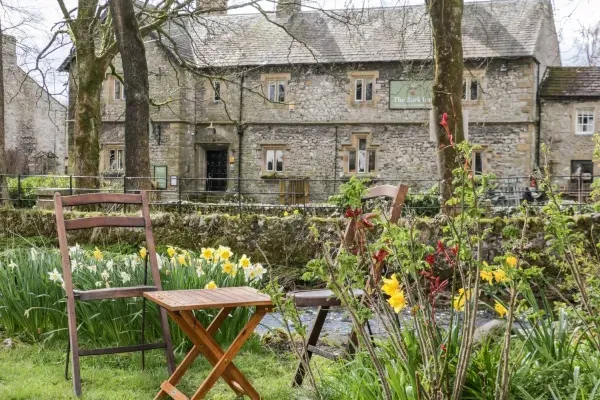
[389,80,433,109]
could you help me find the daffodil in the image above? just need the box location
[239,254,251,269]
[167,246,176,258]
[283,211,289,217]
[493,269,508,283]
[205,280,218,289]
[494,301,508,318]
[93,247,103,261]
[48,268,63,284]
[177,254,187,266]
[217,246,233,261]
[293,209,300,215]
[453,288,471,312]
[106,260,114,272]
[506,256,518,267]
[245,263,266,281]
[222,261,237,277]
[101,270,110,281]
[87,264,97,273]
[388,289,407,313]
[120,271,131,284]
[382,274,400,297]
[201,247,215,261]
[480,270,494,285]
[139,247,147,259]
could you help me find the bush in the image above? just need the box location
[7,176,70,208]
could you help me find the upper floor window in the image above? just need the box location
[462,77,479,102]
[109,149,124,171]
[213,81,221,102]
[114,79,125,101]
[265,148,284,172]
[346,135,377,174]
[268,80,286,103]
[576,108,595,135]
[354,78,373,102]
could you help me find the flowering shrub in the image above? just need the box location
[0,245,267,345]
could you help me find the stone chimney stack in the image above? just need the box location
[2,35,17,67]
[196,0,227,14]
[276,0,301,18]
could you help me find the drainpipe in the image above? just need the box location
[333,126,338,195]
[237,73,245,200]
[535,60,542,171]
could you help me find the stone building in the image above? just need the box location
[540,67,600,196]
[63,0,563,202]
[4,36,66,174]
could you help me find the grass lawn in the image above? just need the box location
[0,337,306,400]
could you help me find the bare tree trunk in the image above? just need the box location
[0,22,7,205]
[429,0,465,211]
[109,0,151,191]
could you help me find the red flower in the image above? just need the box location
[344,207,362,218]
[440,344,447,352]
[425,254,435,266]
[373,249,389,263]
[359,215,375,229]
[440,112,448,128]
[450,244,459,256]
[437,240,445,254]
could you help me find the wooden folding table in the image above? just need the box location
[144,287,273,400]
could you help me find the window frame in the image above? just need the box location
[153,165,168,190]
[472,151,484,175]
[213,80,221,102]
[344,134,378,175]
[113,78,125,101]
[264,147,285,173]
[267,80,286,103]
[575,108,595,136]
[108,148,124,171]
[353,76,374,103]
[462,76,480,102]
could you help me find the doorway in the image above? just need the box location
[206,150,228,191]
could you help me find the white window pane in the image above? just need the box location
[355,79,363,101]
[576,109,595,134]
[117,150,123,170]
[268,82,276,102]
[266,150,274,171]
[275,150,284,172]
[358,150,366,173]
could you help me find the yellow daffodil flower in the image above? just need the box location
[222,261,237,277]
[493,269,508,283]
[388,289,407,313]
[453,288,471,312]
[239,254,251,269]
[93,247,103,261]
[494,301,508,318]
[201,247,215,261]
[167,246,176,258]
[382,274,400,297]
[177,254,187,266]
[293,209,300,215]
[139,247,147,259]
[283,211,289,217]
[205,280,218,290]
[217,246,232,261]
[480,270,494,285]
[506,256,518,268]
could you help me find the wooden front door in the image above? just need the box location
[206,150,228,191]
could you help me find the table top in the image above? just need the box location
[144,287,273,311]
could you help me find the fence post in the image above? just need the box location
[123,176,128,214]
[17,175,22,208]
[178,176,182,214]
[578,175,583,213]
[238,179,242,216]
[69,175,73,196]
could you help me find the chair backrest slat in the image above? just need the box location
[362,184,399,200]
[60,193,143,207]
[64,216,146,231]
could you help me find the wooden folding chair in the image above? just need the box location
[289,183,408,386]
[54,192,176,396]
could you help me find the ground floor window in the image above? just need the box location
[264,148,284,173]
[108,149,124,171]
[571,160,593,182]
[153,165,168,189]
[473,151,483,175]
[345,135,377,174]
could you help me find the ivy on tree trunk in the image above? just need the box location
[0,21,7,204]
[429,0,465,212]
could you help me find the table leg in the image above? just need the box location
[185,309,269,400]
[155,308,238,400]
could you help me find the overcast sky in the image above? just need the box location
[3,0,598,104]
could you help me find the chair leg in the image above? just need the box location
[141,297,147,371]
[292,306,329,387]
[65,339,70,380]
[66,295,82,396]
[159,306,176,374]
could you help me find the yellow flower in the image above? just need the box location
[293,209,300,215]
[388,289,407,313]
[222,261,237,277]
[283,211,289,217]
[205,280,218,290]
[239,254,251,269]
[381,274,400,297]
[139,247,147,259]
[93,247,103,261]
[167,246,176,258]
[493,269,508,283]
[177,254,187,266]
[480,270,493,285]
[217,246,233,261]
[506,256,518,268]
[201,247,215,261]
[453,288,471,312]
[494,301,508,318]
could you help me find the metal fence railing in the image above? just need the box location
[0,173,596,216]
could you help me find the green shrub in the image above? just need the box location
[7,176,70,208]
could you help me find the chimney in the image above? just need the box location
[2,35,17,67]
[276,0,301,18]
[196,0,227,14]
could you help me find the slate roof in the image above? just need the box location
[540,67,600,98]
[161,0,549,68]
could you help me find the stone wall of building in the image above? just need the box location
[3,36,66,174]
